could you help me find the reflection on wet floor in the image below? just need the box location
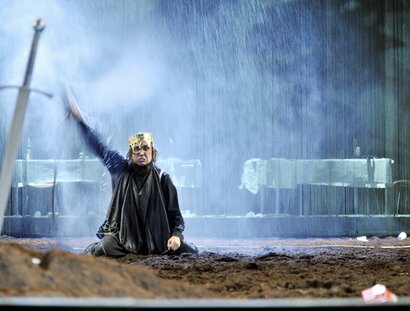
[5,235,407,257]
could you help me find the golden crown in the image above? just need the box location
[128,132,154,150]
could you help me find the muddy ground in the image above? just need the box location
[0,235,409,301]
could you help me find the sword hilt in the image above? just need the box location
[22,19,46,87]
[0,85,52,98]
[0,19,52,98]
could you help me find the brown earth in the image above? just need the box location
[0,235,409,301]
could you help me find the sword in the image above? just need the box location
[0,19,51,231]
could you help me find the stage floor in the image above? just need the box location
[2,234,409,255]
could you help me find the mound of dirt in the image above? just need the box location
[0,241,215,298]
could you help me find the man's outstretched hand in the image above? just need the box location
[62,83,84,123]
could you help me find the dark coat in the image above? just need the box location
[78,121,185,254]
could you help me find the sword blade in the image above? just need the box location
[0,19,46,231]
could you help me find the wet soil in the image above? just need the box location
[0,235,409,300]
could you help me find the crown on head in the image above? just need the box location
[128,132,154,151]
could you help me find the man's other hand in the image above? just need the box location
[167,236,181,251]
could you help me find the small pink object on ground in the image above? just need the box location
[361,284,398,303]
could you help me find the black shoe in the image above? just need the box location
[180,241,199,254]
